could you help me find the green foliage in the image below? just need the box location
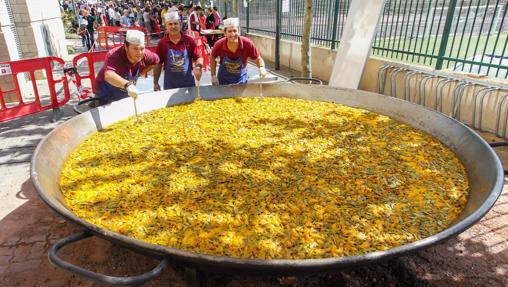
[62,10,78,35]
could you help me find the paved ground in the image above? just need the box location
[0,38,507,287]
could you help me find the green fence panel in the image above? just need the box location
[216,0,508,79]
[373,0,508,79]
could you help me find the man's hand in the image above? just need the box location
[211,75,219,86]
[154,83,161,91]
[127,85,139,99]
[259,67,267,79]
[193,66,202,81]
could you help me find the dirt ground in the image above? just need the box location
[1,107,507,287]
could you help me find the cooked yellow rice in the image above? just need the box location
[60,97,469,259]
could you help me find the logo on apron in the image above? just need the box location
[223,62,242,75]
[218,49,248,85]
[170,53,186,73]
[163,46,196,89]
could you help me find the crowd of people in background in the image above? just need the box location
[61,1,223,51]
[59,1,267,104]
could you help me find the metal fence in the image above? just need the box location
[216,0,350,49]
[374,0,508,79]
[215,0,508,79]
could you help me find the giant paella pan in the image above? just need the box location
[31,83,503,285]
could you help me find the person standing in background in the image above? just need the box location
[199,7,206,32]
[143,7,152,33]
[160,4,168,26]
[179,6,188,32]
[108,6,115,26]
[114,8,122,26]
[136,6,144,27]
[212,7,221,27]
[85,9,97,50]
[77,10,91,50]
[189,6,202,32]
[120,9,131,27]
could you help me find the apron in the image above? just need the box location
[218,50,248,85]
[97,66,139,105]
[163,47,196,90]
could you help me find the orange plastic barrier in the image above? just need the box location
[0,57,70,122]
[97,26,150,50]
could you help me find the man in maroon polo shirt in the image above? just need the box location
[210,17,266,85]
[95,30,159,105]
[153,11,203,91]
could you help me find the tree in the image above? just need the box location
[301,0,313,78]
[231,0,239,17]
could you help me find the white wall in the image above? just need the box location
[247,33,336,81]
[7,0,67,59]
[0,0,67,104]
[0,0,23,61]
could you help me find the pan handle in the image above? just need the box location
[286,77,323,85]
[72,97,101,114]
[488,141,508,175]
[49,231,169,286]
[489,141,508,148]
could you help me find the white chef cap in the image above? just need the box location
[125,30,145,46]
[223,17,240,29]
[165,11,179,21]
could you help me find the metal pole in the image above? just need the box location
[246,0,250,34]
[330,0,340,50]
[224,1,227,18]
[275,0,281,70]
[232,0,239,17]
[435,0,458,70]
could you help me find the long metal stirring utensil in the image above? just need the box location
[197,79,201,100]
[133,98,139,121]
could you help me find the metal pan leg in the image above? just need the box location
[49,231,170,286]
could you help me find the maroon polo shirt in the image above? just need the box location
[211,36,260,66]
[155,33,202,66]
[95,45,160,88]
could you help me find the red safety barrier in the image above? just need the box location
[72,50,109,99]
[0,45,159,121]
[185,30,210,71]
[71,46,157,99]
[0,57,70,122]
[96,26,150,50]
